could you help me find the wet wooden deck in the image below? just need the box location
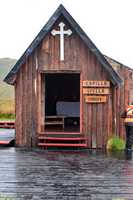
[0,148,133,199]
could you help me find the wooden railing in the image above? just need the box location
[0,121,15,129]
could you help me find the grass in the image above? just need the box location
[0,100,15,121]
[0,57,16,115]
[0,100,15,114]
[107,136,125,151]
[0,113,15,121]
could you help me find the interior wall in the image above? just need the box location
[45,73,80,116]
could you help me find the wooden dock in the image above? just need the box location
[0,148,132,199]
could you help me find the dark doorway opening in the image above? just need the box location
[45,73,80,132]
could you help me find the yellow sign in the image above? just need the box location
[83,80,110,87]
[83,88,110,95]
[85,95,107,103]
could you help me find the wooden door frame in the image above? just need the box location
[40,71,82,133]
[80,72,83,133]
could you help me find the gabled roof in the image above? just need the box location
[4,4,122,86]
[105,55,133,71]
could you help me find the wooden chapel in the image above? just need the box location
[4,5,133,149]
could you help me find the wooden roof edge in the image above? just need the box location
[4,4,122,86]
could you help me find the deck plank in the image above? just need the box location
[0,148,133,199]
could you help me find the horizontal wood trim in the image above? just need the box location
[38,70,81,74]
[38,136,86,140]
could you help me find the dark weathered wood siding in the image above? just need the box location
[15,19,115,148]
[15,19,133,148]
[15,54,38,147]
[37,20,114,149]
[105,56,133,140]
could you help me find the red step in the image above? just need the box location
[38,136,86,141]
[0,121,15,129]
[38,132,87,148]
[38,143,87,147]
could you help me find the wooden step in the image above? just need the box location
[38,143,87,147]
[38,136,86,141]
[39,132,81,135]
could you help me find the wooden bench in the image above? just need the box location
[45,116,65,129]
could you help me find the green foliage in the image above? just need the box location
[0,113,15,120]
[0,198,13,200]
[107,136,125,151]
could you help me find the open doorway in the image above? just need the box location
[45,73,80,132]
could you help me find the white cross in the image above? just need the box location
[51,22,72,61]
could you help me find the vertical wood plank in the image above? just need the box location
[41,74,45,132]
[27,56,33,147]
[37,72,42,133]
[15,70,23,146]
[80,73,83,134]
[31,50,39,147]
[96,104,103,148]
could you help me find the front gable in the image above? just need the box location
[37,18,111,83]
[38,16,84,71]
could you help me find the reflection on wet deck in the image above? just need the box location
[0,148,133,199]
